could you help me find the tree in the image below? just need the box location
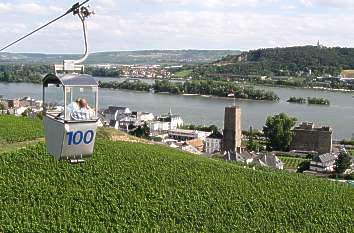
[141,123,150,138]
[335,151,352,174]
[130,123,150,139]
[21,108,32,117]
[209,125,218,133]
[0,102,5,114]
[246,126,260,152]
[263,113,297,151]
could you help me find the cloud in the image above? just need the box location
[1,0,354,53]
[96,0,115,7]
[299,0,354,8]
[0,2,63,15]
[136,0,279,7]
[80,9,354,52]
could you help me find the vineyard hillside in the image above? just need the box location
[0,115,43,143]
[0,116,354,232]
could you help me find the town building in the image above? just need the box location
[168,129,211,142]
[19,97,42,108]
[7,99,20,108]
[186,139,204,152]
[309,153,338,173]
[223,106,242,153]
[110,116,138,131]
[224,151,283,170]
[104,106,132,122]
[205,131,223,154]
[157,109,184,130]
[290,122,333,155]
[149,121,171,133]
[149,109,184,134]
[133,111,154,122]
[252,153,284,170]
[224,151,255,164]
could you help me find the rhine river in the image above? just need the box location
[1,78,354,139]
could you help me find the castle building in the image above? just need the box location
[290,122,332,155]
[223,106,242,153]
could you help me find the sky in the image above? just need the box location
[0,0,354,53]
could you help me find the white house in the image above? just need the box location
[205,132,223,154]
[14,107,28,116]
[149,109,184,133]
[224,151,255,164]
[149,121,171,132]
[157,109,184,130]
[104,106,132,122]
[137,112,154,122]
[309,153,338,173]
[252,153,284,170]
[168,129,211,142]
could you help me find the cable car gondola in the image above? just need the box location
[0,1,96,163]
[42,73,98,163]
[43,4,96,163]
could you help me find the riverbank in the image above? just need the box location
[99,79,280,101]
[249,82,354,93]
[1,81,353,139]
[2,76,354,94]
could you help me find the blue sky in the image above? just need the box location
[1,0,354,53]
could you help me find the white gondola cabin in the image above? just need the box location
[42,73,99,162]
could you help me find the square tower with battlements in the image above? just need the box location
[223,106,242,153]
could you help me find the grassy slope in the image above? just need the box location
[1,116,354,232]
[0,115,44,153]
[0,138,44,154]
[0,115,43,144]
[0,140,354,232]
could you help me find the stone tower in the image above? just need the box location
[223,106,242,153]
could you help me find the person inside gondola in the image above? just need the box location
[56,98,80,120]
[56,98,94,120]
[71,98,95,120]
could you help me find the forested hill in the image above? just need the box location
[215,46,354,76]
[0,50,241,65]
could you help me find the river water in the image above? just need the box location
[1,77,353,139]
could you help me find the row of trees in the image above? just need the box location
[307,97,330,105]
[99,80,151,92]
[287,97,330,105]
[287,97,307,104]
[180,124,219,133]
[100,79,280,101]
[0,64,121,84]
[0,64,48,83]
[217,46,354,77]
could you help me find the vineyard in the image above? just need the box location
[0,139,354,232]
[279,156,311,170]
[0,115,43,143]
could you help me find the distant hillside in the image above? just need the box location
[214,46,354,76]
[0,50,241,65]
[1,115,354,232]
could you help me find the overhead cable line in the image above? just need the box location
[0,0,90,52]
